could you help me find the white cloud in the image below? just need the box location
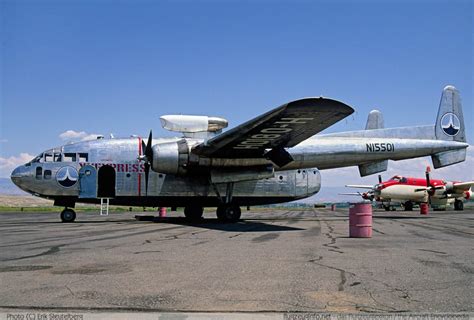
[321,146,474,188]
[0,153,35,178]
[59,130,102,142]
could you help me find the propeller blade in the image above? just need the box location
[378,174,382,183]
[145,130,153,159]
[144,162,150,196]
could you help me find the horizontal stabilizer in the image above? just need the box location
[431,149,466,169]
[358,160,388,177]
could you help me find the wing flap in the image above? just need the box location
[192,97,354,159]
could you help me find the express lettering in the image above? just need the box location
[79,162,145,173]
[366,143,395,152]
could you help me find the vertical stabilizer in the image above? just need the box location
[365,110,384,130]
[435,85,466,142]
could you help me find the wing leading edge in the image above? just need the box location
[192,97,354,166]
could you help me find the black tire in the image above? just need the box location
[60,209,76,223]
[454,200,464,211]
[184,206,204,220]
[216,205,241,222]
[404,201,413,211]
[384,205,391,211]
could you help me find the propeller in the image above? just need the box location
[378,174,382,184]
[138,130,153,195]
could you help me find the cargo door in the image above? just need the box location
[79,165,97,198]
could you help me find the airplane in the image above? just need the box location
[10,85,469,222]
[344,167,473,211]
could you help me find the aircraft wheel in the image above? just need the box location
[60,208,76,223]
[404,201,413,211]
[216,205,241,222]
[184,206,204,220]
[384,205,391,211]
[454,200,464,211]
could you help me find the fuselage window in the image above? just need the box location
[36,167,43,179]
[63,153,77,162]
[44,170,52,179]
[54,153,62,162]
[44,153,53,162]
[79,153,88,162]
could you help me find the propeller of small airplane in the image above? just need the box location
[138,130,153,195]
[378,174,382,184]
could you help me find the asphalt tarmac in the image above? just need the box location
[0,208,472,313]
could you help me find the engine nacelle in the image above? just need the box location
[151,140,189,175]
[444,181,454,192]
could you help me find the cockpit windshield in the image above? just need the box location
[26,151,88,165]
[389,176,401,182]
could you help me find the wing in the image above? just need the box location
[452,181,474,193]
[345,185,375,189]
[192,97,354,166]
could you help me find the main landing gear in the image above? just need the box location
[60,208,76,223]
[184,206,204,221]
[216,205,241,222]
[454,199,464,211]
[404,201,414,211]
[210,181,242,223]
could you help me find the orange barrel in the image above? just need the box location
[159,207,167,217]
[420,203,429,215]
[331,204,336,211]
[349,203,372,238]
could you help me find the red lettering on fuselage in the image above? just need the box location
[79,163,145,173]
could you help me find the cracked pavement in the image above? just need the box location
[0,208,472,312]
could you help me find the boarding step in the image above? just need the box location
[100,198,111,216]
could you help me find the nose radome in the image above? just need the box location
[11,165,28,188]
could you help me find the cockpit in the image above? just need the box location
[389,176,408,183]
[27,151,88,165]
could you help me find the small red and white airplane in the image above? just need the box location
[344,167,473,211]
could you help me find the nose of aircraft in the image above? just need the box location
[11,165,30,189]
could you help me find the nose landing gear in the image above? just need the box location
[60,208,76,223]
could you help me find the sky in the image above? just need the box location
[1,0,473,187]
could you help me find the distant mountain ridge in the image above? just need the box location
[0,178,28,195]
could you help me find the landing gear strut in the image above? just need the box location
[210,180,241,223]
[454,199,464,211]
[60,208,76,223]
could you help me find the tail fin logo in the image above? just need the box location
[440,112,460,136]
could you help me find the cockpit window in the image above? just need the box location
[54,153,62,162]
[44,153,53,162]
[79,153,88,162]
[31,154,43,163]
[63,153,77,162]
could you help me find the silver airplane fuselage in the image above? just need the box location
[10,85,469,222]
